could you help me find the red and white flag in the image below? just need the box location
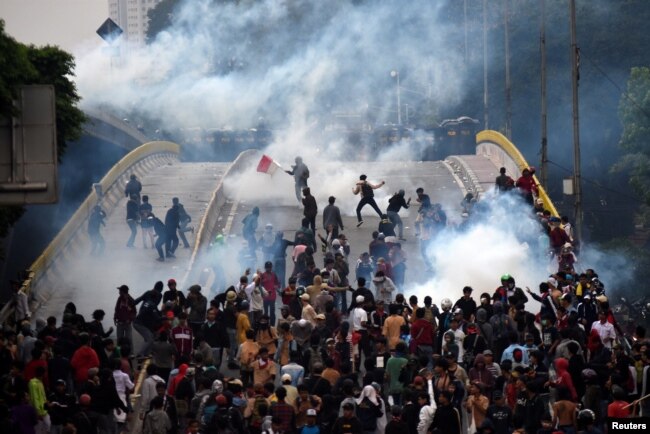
[256,154,281,175]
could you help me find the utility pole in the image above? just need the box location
[464,0,469,64]
[540,0,548,189]
[569,0,582,241]
[504,0,512,139]
[483,0,489,129]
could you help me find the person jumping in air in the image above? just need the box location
[352,174,385,227]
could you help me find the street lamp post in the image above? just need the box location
[390,70,402,125]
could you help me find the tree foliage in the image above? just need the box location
[616,66,650,224]
[0,20,85,244]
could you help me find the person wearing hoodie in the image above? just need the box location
[372,271,396,304]
[143,396,172,434]
[416,372,437,434]
[352,174,385,227]
[355,384,383,433]
[550,357,578,401]
[140,365,165,420]
[469,354,495,398]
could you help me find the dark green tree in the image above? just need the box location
[0,20,85,242]
[616,66,650,223]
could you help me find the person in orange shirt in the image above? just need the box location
[382,304,406,349]
[236,301,251,345]
[251,347,277,386]
[238,329,259,387]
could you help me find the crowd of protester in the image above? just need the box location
[2,164,649,434]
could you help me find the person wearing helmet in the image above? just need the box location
[576,409,600,434]
[285,156,310,203]
[386,189,411,240]
[493,274,511,305]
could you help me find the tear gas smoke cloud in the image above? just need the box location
[75,0,465,161]
[408,191,631,307]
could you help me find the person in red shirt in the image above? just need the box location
[171,312,194,359]
[607,385,632,418]
[70,333,100,387]
[410,308,435,369]
[515,168,538,205]
[550,357,577,401]
[260,261,281,325]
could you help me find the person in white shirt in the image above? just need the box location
[591,310,616,349]
[352,295,371,358]
[417,372,437,434]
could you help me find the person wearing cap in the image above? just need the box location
[351,294,371,358]
[48,378,75,433]
[162,279,186,317]
[486,390,512,434]
[113,284,137,348]
[300,293,317,326]
[331,401,363,434]
[576,291,598,331]
[352,174,385,227]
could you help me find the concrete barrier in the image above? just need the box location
[0,141,181,325]
[181,149,261,287]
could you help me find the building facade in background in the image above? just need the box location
[108,0,161,46]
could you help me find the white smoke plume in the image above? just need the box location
[75,0,465,160]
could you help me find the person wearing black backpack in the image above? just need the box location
[352,174,385,227]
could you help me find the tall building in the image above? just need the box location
[108,0,163,46]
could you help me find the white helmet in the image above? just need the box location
[441,298,452,310]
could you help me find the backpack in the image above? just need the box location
[208,406,236,434]
[361,182,374,197]
[250,395,268,428]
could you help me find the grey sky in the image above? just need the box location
[0,0,107,52]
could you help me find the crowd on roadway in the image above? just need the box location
[88,174,195,261]
[2,160,649,434]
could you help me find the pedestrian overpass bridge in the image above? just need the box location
[1,130,558,324]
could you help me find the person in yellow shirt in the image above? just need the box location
[238,329,259,387]
[383,304,406,349]
[236,301,251,345]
